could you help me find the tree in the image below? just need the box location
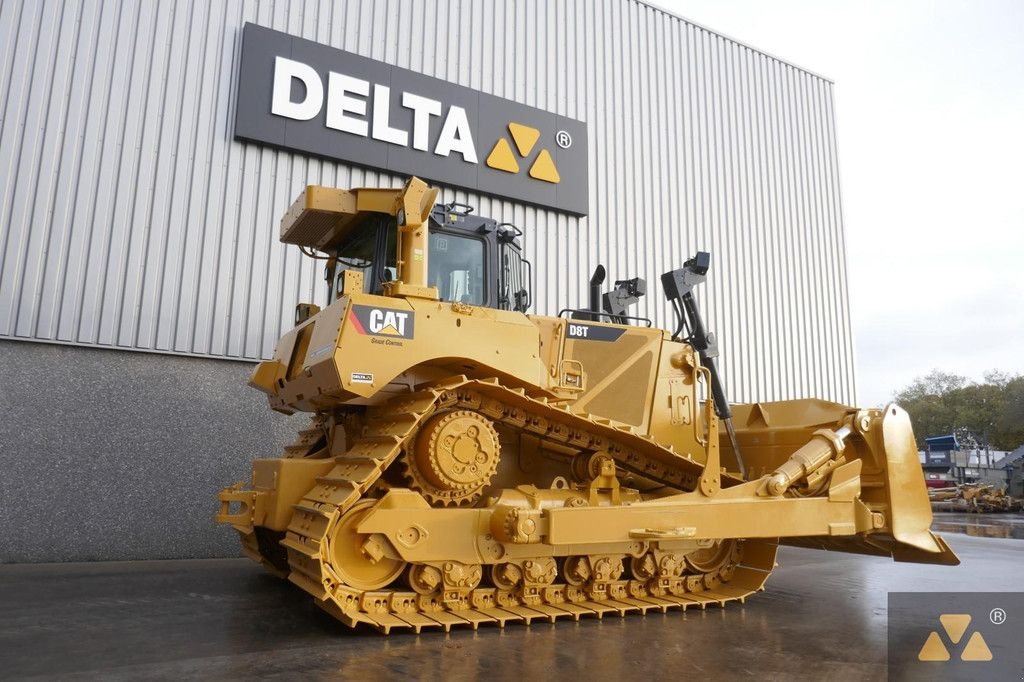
[950,382,1003,448]
[894,371,969,403]
[894,370,1024,450]
[995,377,1024,450]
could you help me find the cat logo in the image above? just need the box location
[485,122,561,184]
[349,305,415,339]
[917,614,993,662]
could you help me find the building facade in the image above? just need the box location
[922,435,1013,489]
[0,0,855,561]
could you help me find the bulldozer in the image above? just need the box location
[217,177,958,633]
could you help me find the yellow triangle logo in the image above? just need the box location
[488,124,562,184]
[485,138,519,173]
[960,632,993,661]
[529,149,560,184]
[377,324,401,336]
[918,613,994,663]
[939,614,971,644]
[508,122,540,156]
[917,631,950,661]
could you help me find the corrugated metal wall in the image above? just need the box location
[0,0,855,404]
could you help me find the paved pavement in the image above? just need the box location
[1,519,1021,680]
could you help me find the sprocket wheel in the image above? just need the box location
[402,410,501,506]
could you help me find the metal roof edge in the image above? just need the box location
[633,0,837,85]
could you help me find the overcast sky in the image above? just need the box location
[651,0,1024,406]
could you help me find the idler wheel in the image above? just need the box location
[328,500,405,590]
[685,539,741,575]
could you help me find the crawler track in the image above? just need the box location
[259,377,777,633]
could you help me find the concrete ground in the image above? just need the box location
[1,516,1021,681]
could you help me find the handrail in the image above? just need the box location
[556,308,653,327]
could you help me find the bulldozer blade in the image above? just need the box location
[880,403,959,565]
[731,400,959,566]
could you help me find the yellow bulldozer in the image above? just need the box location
[217,177,957,633]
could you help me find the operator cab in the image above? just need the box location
[325,202,531,312]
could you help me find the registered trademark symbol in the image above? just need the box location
[990,607,1006,625]
[555,130,572,149]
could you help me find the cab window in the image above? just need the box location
[429,232,485,305]
[333,225,376,291]
[330,219,396,295]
